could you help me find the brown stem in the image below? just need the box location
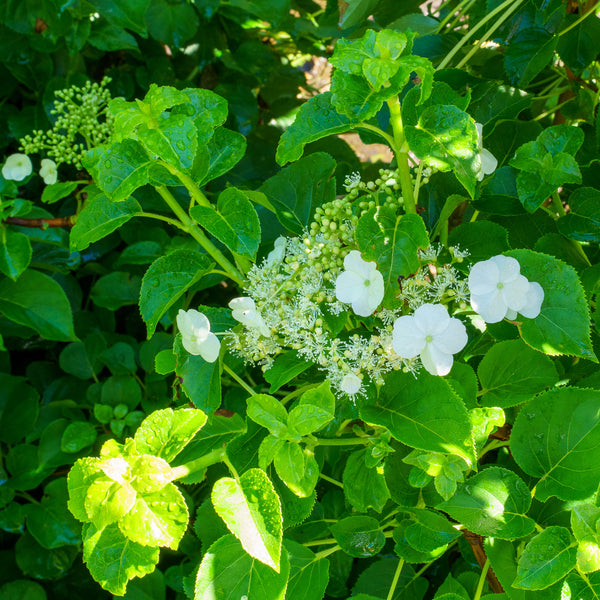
[462,530,505,594]
[3,216,75,228]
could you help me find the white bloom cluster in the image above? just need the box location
[2,154,58,185]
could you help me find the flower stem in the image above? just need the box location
[473,559,490,600]
[386,98,417,214]
[319,473,344,488]
[551,191,566,217]
[158,161,212,208]
[155,185,245,286]
[314,544,340,560]
[223,363,256,396]
[171,447,226,479]
[386,558,405,600]
[307,435,369,446]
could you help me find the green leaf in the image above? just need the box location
[212,468,283,570]
[288,381,335,436]
[70,192,140,251]
[478,340,559,408]
[199,127,247,186]
[572,503,600,542]
[119,482,188,549]
[274,442,319,498]
[0,373,39,445]
[138,114,197,170]
[448,221,509,263]
[264,351,313,393]
[0,580,47,600]
[247,394,289,438]
[343,449,390,513]
[195,535,290,600]
[504,28,559,87]
[356,210,429,300]
[393,519,447,564]
[0,227,31,280]
[330,516,386,558]
[437,468,535,539]
[85,479,137,530]
[284,539,330,600]
[61,422,97,453]
[41,181,78,205]
[15,532,78,581]
[89,0,150,35]
[145,0,199,46]
[557,13,600,75]
[360,371,474,466]
[259,153,336,235]
[67,457,103,522]
[404,509,461,552]
[508,249,595,360]
[558,187,600,242]
[134,407,207,463]
[91,272,141,311]
[512,387,600,501]
[26,478,81,549]
[513,526,576,590]
[276,92,357,165]
[352,557,428,600]
[88,21,138,51]
[0,269,76,341]
[97,140,150,202]
[83,522,159,596]
[190,188,261,260]
[405,105,479,197]
[139,249,213,338]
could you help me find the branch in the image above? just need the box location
[3,216,75,228]
[462,530,505,594]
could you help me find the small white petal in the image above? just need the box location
[490,255,521,284]
[343,250,377,280]
[468,260,500,295]
[505,309,518,320]
[519,281,544,319]
[39,158,58,185]
[471,290,508,323]
[266,236,286,264]
[434,317,468,355]
[197,332,220,363]
[481,148,498,175]
[2,153,32,181]
[335,270,365,304]
[229,297,255,312]
[340,373,362,395]
[412,304,451,336]
[420,343,454,376]
[392,315,426,358]
[502,274,530,312]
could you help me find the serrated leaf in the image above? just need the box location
[508,249,595,360]
[356,210,429,300]
[190,187,260,260]
[199,127,247,186]
[0,269,77,342]
[360,371,474,466]
[212,468,282,571]
[512,387,600,502]
[85,479,137,530]
[83,522,159,596]
[513,526,576,590]
[139,250,213,338]
[276,92,357,165]
[0,227,31,280]
[437,468,535,539]
[330,516,385,558]
[504,28,558,87]
[478,340,559,408]
[118,482,188,550]
[405,509,461,552]
[134,407,207,463]
[264,351,313,393]
[343,449,390,513]
[558,187,600,242]
[247,394,289,438]
[67,457,104,522]
[284,539,329,600]
[274,442,319,498]
[195,535,290,599]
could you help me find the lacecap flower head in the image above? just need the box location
[176,309,220,362]
[468,255,544,323]
[335,250,385,317]
[2,153,32,182]
[392,303,468,376]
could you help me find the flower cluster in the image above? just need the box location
[19,77,114,169]
[2,154,58,185]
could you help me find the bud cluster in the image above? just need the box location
[20,77,114,169]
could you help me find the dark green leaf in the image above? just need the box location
[343,449,390,513]
[284,539,330,600]
[90,271,141,311]
[264,351,313,393]
[61,421,97,453]
[504,28,559,87]
[199,127,247,186]
[41,181,78,205]
[330,516,385,558]
[97,140,150,202]
[558,187,600,242]
[0,227,31,280]
[0,373,38,445]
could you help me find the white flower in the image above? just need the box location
[2,153,32,181]
[340,373,362,395]
[335,251,385,317]
[229,297,270,337]
[176,309,220,362]
[39,158,58,185]
[475,123,497,181]
[266,236,286,265]
[468,255,543,323]
[392,304,468,376]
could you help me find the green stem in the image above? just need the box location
[155,186,245,286]
[314,544,340,560]
[319,473,344,488]
[437,0,526,70]
[303,538,338,547]
[386,98,417,214]
[436,0,473,32]
[455,0,525,69]
[355,123,396,149]
[533,97,574,121]
[478,439,510,460]
[279,383,321,406]
[158,161,212,208]
[386,559,405,600]
[559,1,600,36]
[223,363,256,396]
[171,447,226,480]
[134,212,187,230]
[413,160,424,207]
[473,559,490,600]
[307,435,369,446]
[551,191,566,217]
